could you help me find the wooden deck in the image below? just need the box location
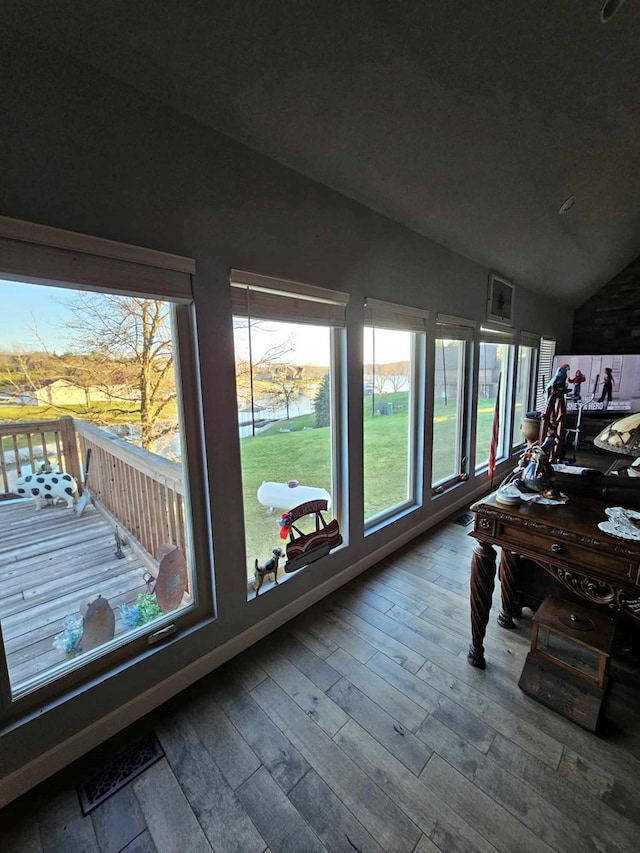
[0,499,148,691]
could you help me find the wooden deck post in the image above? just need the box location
[59,416,83,489]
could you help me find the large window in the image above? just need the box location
[512,335,539,447]
[363,299,426,527]
[432,315,474,489]
[231,271,347,593]
[474,332,515,472]
[0,219,210,714]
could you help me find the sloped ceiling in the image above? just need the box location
[2,1,640,305]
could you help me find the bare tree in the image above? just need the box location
[63,293,176,450]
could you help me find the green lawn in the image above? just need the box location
[240,394,505,579]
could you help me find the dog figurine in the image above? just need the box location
[15,463,79,510]
[254,547,284,595]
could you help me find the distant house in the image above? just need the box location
[25,379,139,407]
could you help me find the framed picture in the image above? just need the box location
[487,273,515,325]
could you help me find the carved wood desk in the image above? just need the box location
[468,493,640,668]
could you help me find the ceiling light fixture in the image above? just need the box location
[558,196,575,214]
[601,0,627,22]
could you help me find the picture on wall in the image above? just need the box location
[487,273,515,325]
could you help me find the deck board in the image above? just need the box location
[0,499,148,690]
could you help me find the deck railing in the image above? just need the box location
[0,416,82,493]
[74,420,186,568]
[0,417,186,574]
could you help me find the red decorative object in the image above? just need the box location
[280,500,342,573]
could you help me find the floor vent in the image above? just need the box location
[454,512,474,526]
[77,732,164,815]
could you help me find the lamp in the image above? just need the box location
[594,413,640,455]
[593,413,640,475]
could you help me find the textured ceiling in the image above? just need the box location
[2,1,640,305]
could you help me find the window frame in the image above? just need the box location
[363,298,427,532]
[230,270,348,592]
[474,326,517,474]
[0,217,213,720]
[511,332,540,450]
[431,314,475,494]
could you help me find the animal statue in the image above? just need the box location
[15,463,79,510]
[546,363,570,397]
[254,547,284,595]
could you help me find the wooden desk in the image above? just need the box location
[468,493,640,668]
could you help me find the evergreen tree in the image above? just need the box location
[314,373,330,427]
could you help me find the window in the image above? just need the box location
[432,315,474,489]
[363,298,427,527]
[512,333,539,447]
[474,329,515,472]
[0,217,211,714]
[231,271,347,593]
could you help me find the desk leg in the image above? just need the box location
[497,549,521,628]
[468,540,497,669]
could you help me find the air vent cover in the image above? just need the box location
[77,732,164,815]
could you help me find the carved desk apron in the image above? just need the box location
[468,493,640,669]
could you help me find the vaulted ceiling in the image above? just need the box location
[2,1,640,306]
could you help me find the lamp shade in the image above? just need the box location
[593,413,640,456]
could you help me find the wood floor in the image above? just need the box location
[2,512,640,853]
[0,499,148,690]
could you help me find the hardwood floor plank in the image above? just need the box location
[320,598,428,672]
[325,647,428,733]
[286,625,337,659]
[288,768,386,853]
[157,717,266,853]
[90,785,146,853]
[343,577,472,661]
[271,629,341,692]
[334,718,499,853]
[413,836,443,853]
[293,609,377,664]
[251,676,422,853]
[183,694,261,791]
[419,753,554,853]
[367,650,443,713]
[357,575,428,616]
[488,733,639,853]
[417,714,599,853]
[415,658,564,768]
[237,766,327,853]
[430,698,497,754]
[558,747,640,828]
[120,830,158,852]
[37,787,99,853]
[327,677,432,775]
[254,648,349,737]
[207,671,311,794]
[132,758,213,853]
[1,816,43,853]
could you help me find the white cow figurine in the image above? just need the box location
[15,463,79,510]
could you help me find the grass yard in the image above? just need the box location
[239,393,508,581]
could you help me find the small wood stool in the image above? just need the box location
[518,596,616,731]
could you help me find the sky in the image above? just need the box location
[0,279,77,352]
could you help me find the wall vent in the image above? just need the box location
[77,732,164,815]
